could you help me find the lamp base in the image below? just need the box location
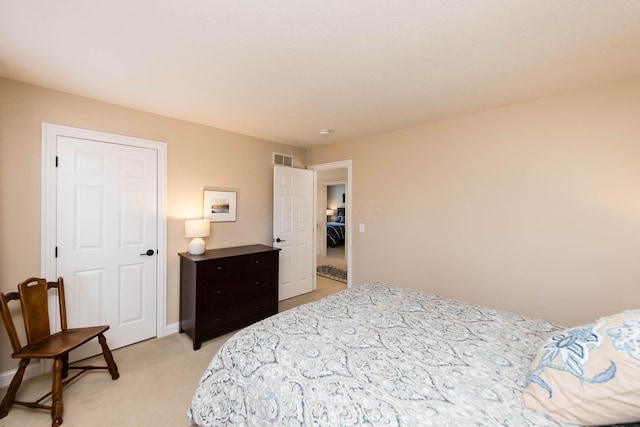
[188,237,206,255]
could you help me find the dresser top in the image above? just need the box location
[178,244,280,262]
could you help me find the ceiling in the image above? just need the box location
[1,1,640,148]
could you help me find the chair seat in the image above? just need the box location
[12,326,110,359]
[1,278,119,426]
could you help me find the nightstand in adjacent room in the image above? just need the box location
[178,244,280,350]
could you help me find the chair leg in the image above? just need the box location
[61,352,69,379]
[0,358,30,418]
[98,333,119,380]
[51,358,64,427]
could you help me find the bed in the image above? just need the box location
[187,283,599,426]
[327,207,346,248]
[326,222,345,248]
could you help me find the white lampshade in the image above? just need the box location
[185,219,210,255]
[326,209,334,216]
[185,219,210,238]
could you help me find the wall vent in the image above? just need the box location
[273,153,293,167]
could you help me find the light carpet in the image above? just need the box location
[0,276,346,427]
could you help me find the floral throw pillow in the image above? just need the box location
[523,310,640,425]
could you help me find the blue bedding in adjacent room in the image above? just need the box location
[326,221,345,247]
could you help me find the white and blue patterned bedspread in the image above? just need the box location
[188,283,571,426]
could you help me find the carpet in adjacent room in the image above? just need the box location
[316,264,347,283]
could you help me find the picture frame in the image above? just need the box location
[203,190,237,222]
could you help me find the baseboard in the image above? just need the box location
[0,361,43,389]
[164,321,179,336]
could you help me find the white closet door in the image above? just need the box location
[57,135,158,357]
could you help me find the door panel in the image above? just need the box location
[57,136,157,356]
[119,264,144,324]
[75,269,103,326]
[273,166,315,300]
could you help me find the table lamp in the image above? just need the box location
[185,219,210,255]
[326,209,334,221]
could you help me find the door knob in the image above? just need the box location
[140,249,155,256]
[275,238,286,243]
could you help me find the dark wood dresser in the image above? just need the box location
[178,244,280,350]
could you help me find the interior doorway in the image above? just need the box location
[308,160,352,288]
[322,181,346,263]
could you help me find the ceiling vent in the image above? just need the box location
[273,153,293,167]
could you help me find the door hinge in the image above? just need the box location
[55,247,58,258]
[55,156,59,167]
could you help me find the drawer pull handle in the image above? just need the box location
[255,281,262,286]
[255,260,261,264]
[215,317,222,321]
[217,266,223,270]
[255,305,263,309]
[215,290,223,294]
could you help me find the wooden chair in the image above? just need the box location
[0,277,119,426]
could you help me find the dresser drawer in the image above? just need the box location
[200,251,274,279]
[179,244,280,350]
[203,270,273,309]
[202,295,274,336]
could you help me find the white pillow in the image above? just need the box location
[523,310,640,425]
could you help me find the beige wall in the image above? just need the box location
[2,74,640,375]
[0,77,306,374]
[308,76,640,327]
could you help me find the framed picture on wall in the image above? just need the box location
[204,190,237,222]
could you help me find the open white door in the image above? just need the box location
[273,166,315,300]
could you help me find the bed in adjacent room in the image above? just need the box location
[326,221,345,248]
[188,283,640,426]
[326,207,346,248]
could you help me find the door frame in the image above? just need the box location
[308,160,353,287]
[41,123,168,337]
